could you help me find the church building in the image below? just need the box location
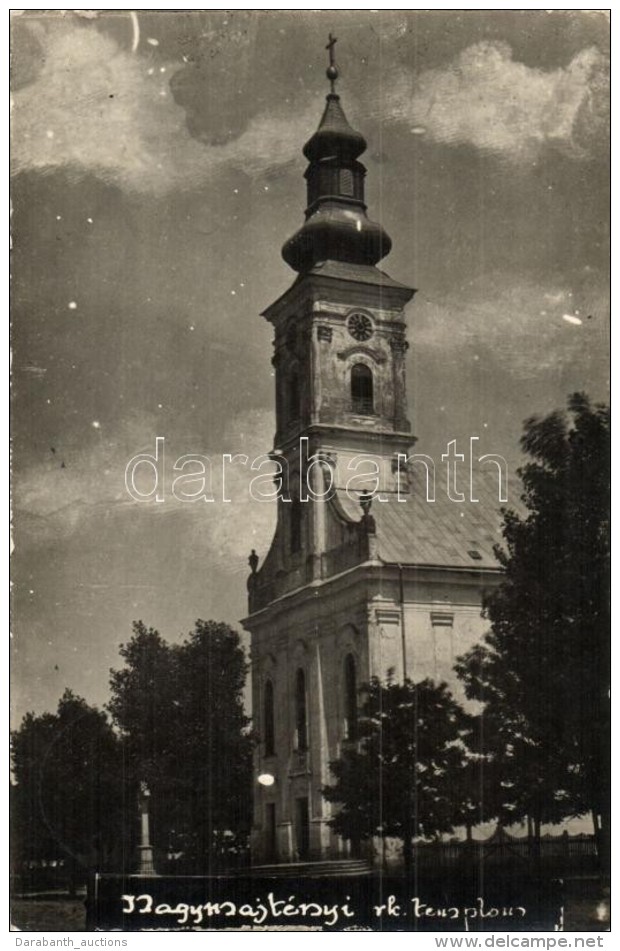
[242,42,507,866]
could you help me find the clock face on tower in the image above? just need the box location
[346,311,374,341]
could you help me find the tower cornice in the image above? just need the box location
[262,264,415,324]
[273,424,416,457]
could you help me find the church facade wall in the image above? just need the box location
[248,566,498,863]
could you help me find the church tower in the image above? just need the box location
[243,39,504,866]
[262,37,415,589]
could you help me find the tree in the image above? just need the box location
[322,676,481,875]
[455,393,610,870]
[11,690,126,894]
[108,619,253,871]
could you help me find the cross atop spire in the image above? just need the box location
[325,32,339,93]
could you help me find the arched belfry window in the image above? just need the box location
[264,679,275,757]
[295,668,308,751]
[290,497,302,554]
[288,371,300,422]
[344,654,358,740]
[351,364,374,415]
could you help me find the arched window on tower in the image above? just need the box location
[288,371,300,422]
[290,496,302,554]
[264,679,275,757]
[295,668,308,751]
[351,364,374,415]
[344,654,358,740]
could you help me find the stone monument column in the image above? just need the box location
[137,781,156,876]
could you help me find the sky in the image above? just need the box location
[11,10,610,725]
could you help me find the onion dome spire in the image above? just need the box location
[282,35,392,274]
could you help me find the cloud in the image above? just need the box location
[11,21,314,195]
[12,22,609,192]
[412,271,609,380]
[14,407,277,565]
[13,411,161,528]
[386,41,608,162]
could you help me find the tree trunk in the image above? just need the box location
[532,815,542,878]
[67,857,78,899]
[402,834,413,880]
